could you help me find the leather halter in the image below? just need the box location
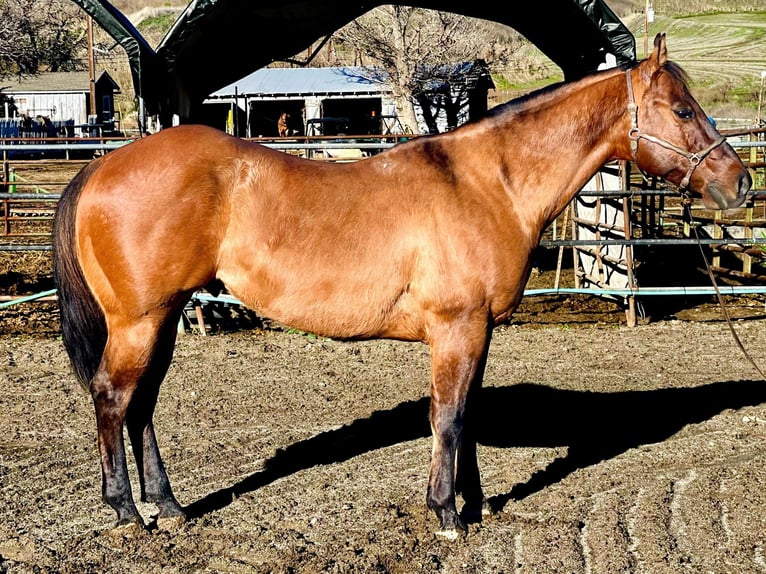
[625,69,726,190]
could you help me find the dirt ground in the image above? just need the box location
[2,251,766,573]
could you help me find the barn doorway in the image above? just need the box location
[320,98,382,135]
[248,100,304,137]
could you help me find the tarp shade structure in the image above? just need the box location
[69,0,636,124]
[67,0,159,109]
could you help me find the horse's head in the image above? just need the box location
[627,34,751,209]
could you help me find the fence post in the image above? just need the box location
[712,210,722,269]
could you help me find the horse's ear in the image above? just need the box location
[652,33,668,67]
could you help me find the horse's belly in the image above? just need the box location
[218,265,420,341]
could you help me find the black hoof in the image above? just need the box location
[157,500,186,519]
[461,499,488,524]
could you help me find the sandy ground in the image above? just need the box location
[2,303,766,572]
[3,242,766,572]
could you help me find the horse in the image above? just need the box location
[277,112,290,137]
[53,35,751,539]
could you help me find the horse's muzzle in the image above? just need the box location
[704,171,752,210]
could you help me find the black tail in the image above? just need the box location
[53,160,107,390]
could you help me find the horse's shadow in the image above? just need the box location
[185,379,766,520]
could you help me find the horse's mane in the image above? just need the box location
[485,64,631,119]
[662,60,690,88]
[483,59,690,120]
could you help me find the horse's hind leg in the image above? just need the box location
[92,314,181,527]
[426,316,491,538]
[125,317,185,525]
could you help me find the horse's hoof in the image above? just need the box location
[107,518,144,537]
[156,514,186,531]
[434,512,467,541]
[435,528,462,541]
[461,500,490,523]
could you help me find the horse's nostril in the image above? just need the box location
[739,171,753,197]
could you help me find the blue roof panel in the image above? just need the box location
[210,67,391,98]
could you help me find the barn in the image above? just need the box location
[2,71,121,134]
[203,67,397,138]
[203,61,493,137]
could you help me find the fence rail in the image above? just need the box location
[1,131,765,320]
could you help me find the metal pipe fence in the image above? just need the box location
[1,133,765,310]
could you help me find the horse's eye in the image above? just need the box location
[674,108,694,120]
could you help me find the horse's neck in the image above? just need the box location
[494,71,629,230]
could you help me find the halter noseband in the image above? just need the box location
[625,69,726,190]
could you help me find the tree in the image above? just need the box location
[0,0,88,78]
[333,7,521,134]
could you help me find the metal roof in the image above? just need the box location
[3,71,119,94]
[68,0,636,125]
[208,67,391,99]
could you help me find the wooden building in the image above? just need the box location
[203,62,493,137]
[2,71,120,132]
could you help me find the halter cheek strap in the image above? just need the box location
[625,69,726,190]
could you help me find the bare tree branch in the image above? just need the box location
[0,0,87,78]
[333,7,523,133]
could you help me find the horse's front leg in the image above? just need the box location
[455,344,490,521]
[426,317,491,539]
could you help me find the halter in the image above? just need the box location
[625,69,726,190]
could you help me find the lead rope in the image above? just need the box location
[683,200,766,380]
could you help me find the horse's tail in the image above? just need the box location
[53,161,106,391]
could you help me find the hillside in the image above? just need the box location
[490,4,765,118]
[622,10,766,118]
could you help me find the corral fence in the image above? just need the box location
[1,128,765,327]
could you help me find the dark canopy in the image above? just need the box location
[70,0,636,124]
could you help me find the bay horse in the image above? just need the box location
[277,112,290,137]
[53,35,751,539]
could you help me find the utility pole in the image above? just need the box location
[644,0,648,58]
[757,71,766,126]
[644,0,655,58]
[87,15,97,121]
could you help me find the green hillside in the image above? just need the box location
[485,1,765,119]
[622,10,766,118]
